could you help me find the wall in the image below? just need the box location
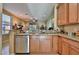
[63,24,79,32]
[53,4,60,30]
[12,16,28,27]
[3,8,29,27]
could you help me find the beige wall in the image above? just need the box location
[53,4,60,30]
[63,24,79,32]
[3,8,29,27]
[12,16,27,27]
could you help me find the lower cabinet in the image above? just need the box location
[40,35,52,53]
[58,36,79,55]
[52,36,58,54]
[62,40,69,55]
[30,35,52,54]
[30,35,79,55]
[30,36,40,53]
[68,39,79,55]
[69,46,79,55]
[57,36,62,54]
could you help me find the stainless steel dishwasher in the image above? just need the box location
[15,34,29,54]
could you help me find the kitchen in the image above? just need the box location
[0,3,79,55]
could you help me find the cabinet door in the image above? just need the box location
[67,39,79,55]
[40,35,52,53]
[69,46,79,55]
[57,4,64,25]
[57,4,68,25]
[57,36,62,54]
[69,3,77,24]
[77,4,79,22]
[30,36,39,53]
[57,4,62,25]
[63,4,69,25]
[62,41,69,55]
[52,36,58,54]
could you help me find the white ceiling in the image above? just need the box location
[3,3,55,21]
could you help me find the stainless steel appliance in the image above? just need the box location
[15,34,29,54]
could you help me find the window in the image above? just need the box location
[2,14,12,34]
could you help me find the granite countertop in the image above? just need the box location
[15,33,79,42]
[58,34,79,42]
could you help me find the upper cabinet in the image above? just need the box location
[57,3,79,26]
[78,4,79,23]
[69,3,78,24]
[57,4,69,25]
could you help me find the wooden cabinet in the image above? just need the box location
[57,3,79,25]
[30,35,79,55]
[57,36,62,54]
[62,42,69,55]
[58,36,79,55]
[69,46,79,55]
[77,4,79,22]
[57,4,68,25]
[30,35,40,53]
[57,4,62,25]
[40,35,52,53]
[52,36,58,54]
[62,38,69,55]
[68,39,79,55]
[30,35,52,54]
[69,3,78,24]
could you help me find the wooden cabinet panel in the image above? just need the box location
[30,36,40,53]
[64,4,69,25]
[57,36,62,54]
[30,35,52,54]
[61,4,68,25]
[62,40,69,55]
[57,4,68,25]
[40,35,52,53]
[57,4,62,25]
[62,43,69,55]
[69,3,77,24]
[77,4,79,22]
[69,46,79,55]
[52,36,58,54]
[40,39,51,53]
[57,3,79,25]
[59,36,79,55]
